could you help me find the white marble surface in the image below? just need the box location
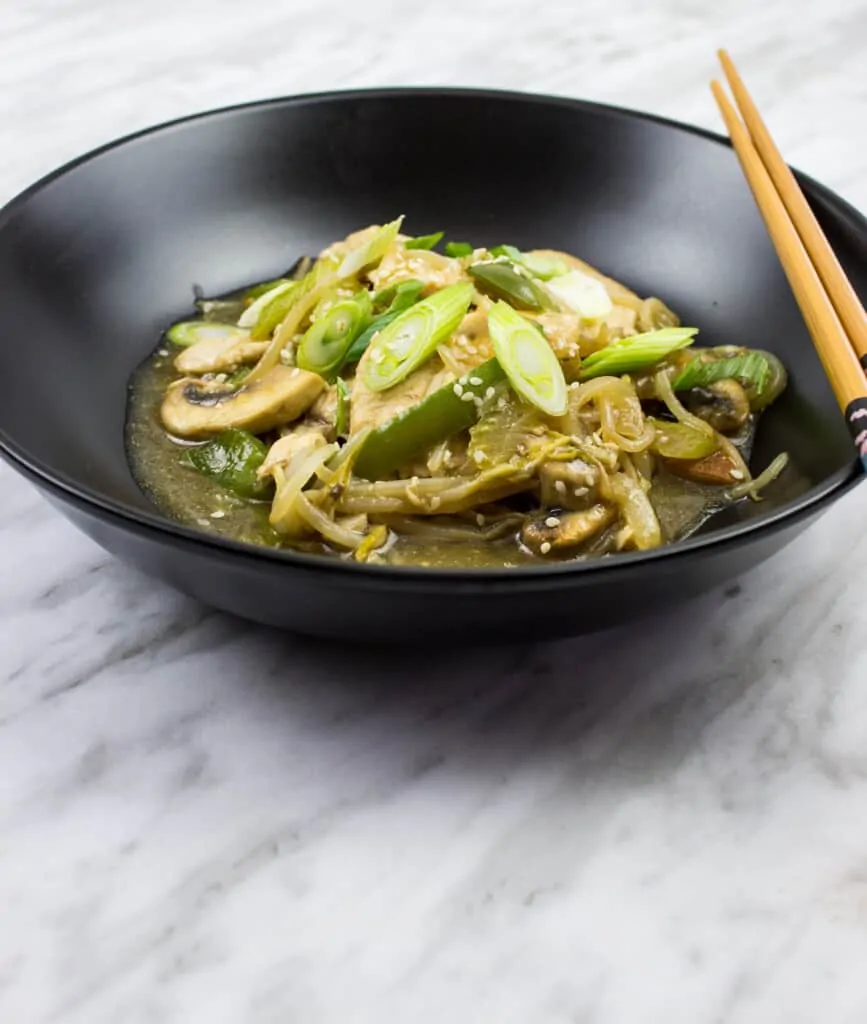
[2,1,867,1020]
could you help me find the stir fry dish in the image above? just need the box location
[127,218,789,567]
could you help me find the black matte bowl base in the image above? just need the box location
[0,89,863,641]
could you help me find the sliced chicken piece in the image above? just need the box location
[161,365,324,439]
[350,351,451,435]
[440,300,496,373]
[368,246,468,293]
[174,333,269,375]
[259,428,329,479]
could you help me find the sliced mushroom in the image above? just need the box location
[522,503,615,553]
[684,379,751,434]
[161,365,325,439]
[174,333,270,375]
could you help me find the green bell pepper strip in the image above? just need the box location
[185,429,273,499]
[353,358,507,480]
[444,241,473,257]
[468,261,553,312]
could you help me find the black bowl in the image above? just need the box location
[0,88,864,642]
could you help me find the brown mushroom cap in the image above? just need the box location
[161,365,325,439]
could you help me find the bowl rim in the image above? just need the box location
[0,84,863,582]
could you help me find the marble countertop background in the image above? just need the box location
[2,1,867,1021]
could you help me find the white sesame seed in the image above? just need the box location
[659,435,670,443]
[210,510,226,519]
[469,376,483,386]
[573,487,588,497]
[540,541,552,555]
[485,387,496,399]
[429,496,441,510]
[473,397,483,408]
[497,397,507,409]
[476,513,486,526]
[453,382,464,396]
[730,469,745,480]
[473,451,486,464]
[554,480,567,495]
[545,516,560,528]
[157,348,169,357]
[461,392,475,402]
[197,518,210,528]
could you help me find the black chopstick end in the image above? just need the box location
[845,397,867,468]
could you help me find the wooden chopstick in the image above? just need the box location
[718,49,867,368]
[710,70,867,468]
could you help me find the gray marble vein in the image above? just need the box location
[1,0,867,1021]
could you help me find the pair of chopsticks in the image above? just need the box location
[711,50,867,469]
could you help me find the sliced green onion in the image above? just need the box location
[491,245,568,280]
[544,270,613,320]
[362,282,475,392]
[335,377,350,437]
[354,358,506,480]
[468,261,553,312]
[342,283,426,367]
[186,429,273,499]
[444,241,473,257]
[488,301,567,416]
[166,321,248,348]
[374,279,425,314]
[297,291,372,379]
[405,231,444,251]
[239,279,310,340]
[244,277,291,302]
[343,310,401,366]
[673,350,770,396]
[580,327,699,380]
[337,216,404,279]
[237,280,295,331]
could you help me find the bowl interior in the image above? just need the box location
[0,89,862,549]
